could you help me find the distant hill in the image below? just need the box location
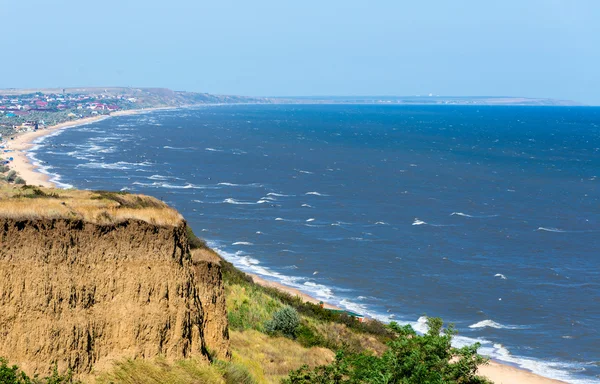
[0,87,267,107]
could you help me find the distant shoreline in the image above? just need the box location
[3,107,177,188]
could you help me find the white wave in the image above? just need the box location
[26,151,73,189]
[306,218,315,222]
[301,204,313,208]
[296,169,314,174]
[267,192,294,197]
[148,174,170,180]
[451,212,498,218]
[469,320,523,330]
[205,147,224,152]
[120,186,131,191]
[375,221,388,225]
[223,198,264,205]
[495,273,507,280]
[163,145,195,150]
[305,191,329,196]
[412,218,427,226]
[218,182,263,187]
[303,281,333,299]
[232,242,254,246]
[132,181,209,189]
[76,160,152,170]
[537,227,567,233]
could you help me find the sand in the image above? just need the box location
[2,111,568,384]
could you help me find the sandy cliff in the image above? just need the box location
[0,188,229,378]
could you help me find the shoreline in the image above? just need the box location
[2,107,176,188]
[248,272,566,384]
[3,107,569,384]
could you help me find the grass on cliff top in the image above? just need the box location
[0,185,183,226]
[95,356,257,384]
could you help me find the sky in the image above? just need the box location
[1,0,599,104]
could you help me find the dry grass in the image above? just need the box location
[0,185,183,226]
[94,357,225,384]
[230,330,334,384]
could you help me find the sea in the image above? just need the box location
[29,104,600,383]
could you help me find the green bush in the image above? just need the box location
[283,317,492,384]
[6,170,16,182]
[265,306,300,338]
[0,164,9,173]
[0,358,78,384]
[0,357,32,384]
[14,177,26,185]
[187,226,207,249]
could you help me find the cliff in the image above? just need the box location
[0,187,229,378]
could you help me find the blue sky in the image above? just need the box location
[1,0,599,104]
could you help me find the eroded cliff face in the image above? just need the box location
[0,218,229,378]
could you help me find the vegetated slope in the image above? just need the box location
[0,187,229,379]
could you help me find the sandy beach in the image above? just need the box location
[2,111,567,384]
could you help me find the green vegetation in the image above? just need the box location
[5,170,16,182]
[186,225,208,249]
[265,306,301,338]
[0,358,78,384]
[283,318,491,384]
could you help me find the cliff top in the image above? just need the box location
[0,185,183,226]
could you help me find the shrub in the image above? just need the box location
[284,317,492,384]
[0,357,32,384]
[6,170,16,182]
[223,363,256,384]
[265,306,300,338]
[0,357,79,384]
[14,177,26,185]
[0,164,9,173]
[187,226,207,249]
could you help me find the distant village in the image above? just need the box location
[0,90,139,135]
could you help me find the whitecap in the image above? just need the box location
[494,273,507,280]
[205,147,224,152]
[412,218,427,226]
[218,182,263,187]
[451,212,499,218]
[306,218,315,222]
[223,198,262,205]
[469,320,523,330]
[537,227,567,233]
[267,192,294,197]
[305,191,329,196]
[375,221,388,225]
[301,204,313,208]
[232,242,254,246]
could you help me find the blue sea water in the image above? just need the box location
[30,105,600,383]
